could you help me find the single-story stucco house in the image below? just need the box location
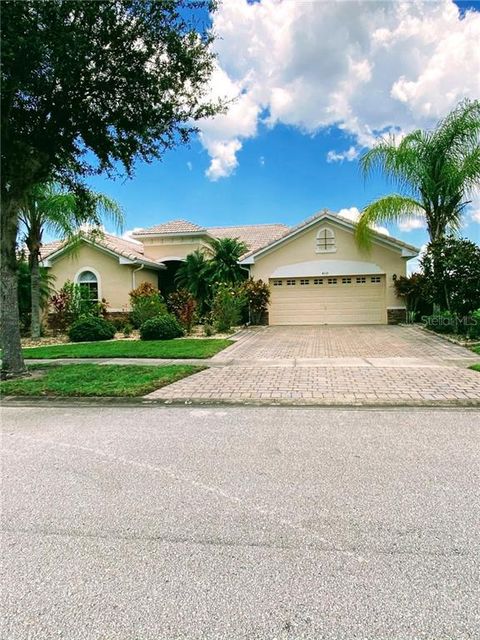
[40,209,419,325]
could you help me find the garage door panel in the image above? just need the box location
[269,277,386,325]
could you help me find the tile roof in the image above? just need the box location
[40,232,162,268]
[132,219,207,235]
[239,209,420,259]
[208,224,290,256]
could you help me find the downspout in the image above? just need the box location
[132,263,144,290]
[239,263,251,324]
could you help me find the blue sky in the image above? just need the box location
[87,0,480,252]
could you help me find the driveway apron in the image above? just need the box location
[146,326,480,406]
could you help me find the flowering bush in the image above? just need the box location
[211,283,246,333]
[240,278,270,325]
[49,280,81,333]
[50,281,110,333]
[167,289,197,333]
[129,281,159,303]
[129,281,166,328]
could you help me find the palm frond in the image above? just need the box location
[91,193,125,232]
[355,195,425,249]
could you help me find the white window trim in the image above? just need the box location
[74,266,102,300]
[315,226,336,254]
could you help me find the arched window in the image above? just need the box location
[316,227,336,253]
[77,270,99,300]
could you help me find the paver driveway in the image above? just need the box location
[148,325,480,405]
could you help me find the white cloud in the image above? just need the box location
[259,156,265,166]
[326,146,359,163]
[407,243,428,275]
[338,206,390,236]
[122,228,144,244]
[467,192,480,225]
[186,161,192,171]
[204,139,242,181]
[199,63,259,180]
[398,218,427,232]
[200,0,480,179]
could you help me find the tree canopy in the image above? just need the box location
[421,236,480,317]
[0,0,222,378]
[1,0,221,203]
[356,100,480,247]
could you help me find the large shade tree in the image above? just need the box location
[1,0,222,378]
[355,99,480,247]
[20,183,123,338]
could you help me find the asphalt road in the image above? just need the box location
[1,406,479,639]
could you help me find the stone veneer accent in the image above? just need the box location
[387,308,407,324]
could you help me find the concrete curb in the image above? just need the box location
[2,395,480,409]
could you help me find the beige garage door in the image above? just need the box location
[269,275,386,325]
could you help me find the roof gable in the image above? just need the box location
[239,210,420,262]
[40,232,164,270]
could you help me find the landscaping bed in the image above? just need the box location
[0,363,204,397]
[19,338,233,360]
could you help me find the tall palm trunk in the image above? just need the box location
[0,198,28,379]
[29,248,41,339]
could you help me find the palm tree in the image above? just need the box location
[206,237,249,285]
[19,183,123,338]
[355,99,480,248]
[175,250,211,313]
[16,255,55,334]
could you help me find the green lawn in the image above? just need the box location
[20,338,232,360]
[0,363,204,397]
[470,364,480,373]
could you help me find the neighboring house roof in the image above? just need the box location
[132,218,290,255]
[240,210,420,263]
[132,219,207,236]
[209,224,290,256]
[40,232,164,270]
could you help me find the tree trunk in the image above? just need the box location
[30,250,41,339]
[1,198,28,379]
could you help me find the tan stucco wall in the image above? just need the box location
[249,221,408,309]
[48,244,159,311]
[139,236,211,261]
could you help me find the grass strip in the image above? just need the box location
[20,338,232,360]
[1,363,204,397]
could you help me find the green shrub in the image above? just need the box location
[111,318,126,332]
[130,294,167,328]
[68,316,116,342]
[203,322,214,337]
[123,323,133,337]
[211,283,246,333]
[468,309,480,340]
[423,310,457,334]
[140,314,184,340]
